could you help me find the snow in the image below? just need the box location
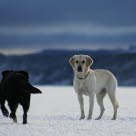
[0,86,136,136]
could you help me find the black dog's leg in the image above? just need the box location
[23,108,27,124]
[0,99,9,117]
[22,102,30,124]
[8,101,18,123]
[21,95,30,124]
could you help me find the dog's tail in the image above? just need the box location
[25,82,42,94]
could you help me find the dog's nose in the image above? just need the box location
[78,66,82,72]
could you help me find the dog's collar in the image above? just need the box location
[75,71,90,80]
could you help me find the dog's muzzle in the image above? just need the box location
[77,66,82,72]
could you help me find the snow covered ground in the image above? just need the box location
[0,86,136,136]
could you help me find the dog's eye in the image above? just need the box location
[76,61,79,64]
[82,60,85,64]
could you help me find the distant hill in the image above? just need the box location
[0,49,136,86]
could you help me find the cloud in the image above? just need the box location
[0,43,127,55]
[0,47,42,55]
[0,24,136,36]
[0,0,136,26]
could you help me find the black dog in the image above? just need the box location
[0,70,42,124]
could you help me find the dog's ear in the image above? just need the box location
[29,87,42,94]
[18,71,29,79]
[2,70,12,77]
[25,82,42,94]
[86,55,93,67]
[69,55,75,68]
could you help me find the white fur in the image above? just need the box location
[69,55,119,120]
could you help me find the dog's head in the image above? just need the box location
[2,70,42,94]
[2,70,29,80]
[69,54,93,75]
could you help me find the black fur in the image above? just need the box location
[0,70,42,124]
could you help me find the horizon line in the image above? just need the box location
[0,46,133,56]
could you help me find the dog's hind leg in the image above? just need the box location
[95,89,106,120]
[8,101,18,123]
[22,104,29,124]
[106,78,119,120]
[20,95,30,124]
[108,91,119,120]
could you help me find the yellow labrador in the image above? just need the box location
[69,54,119,120]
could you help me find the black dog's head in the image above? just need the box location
[2,70,29,80]
[2,70,42,94]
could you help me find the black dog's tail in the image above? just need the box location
[25,82,42,94]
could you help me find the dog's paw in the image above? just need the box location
[95,117,101,120]
[112,115,117,120]
[23,121,27,124]
[87,116,92,120]
[2,109,9,117]
[80,116,85,120]
[112,118,116,120]
[13,118,17,123]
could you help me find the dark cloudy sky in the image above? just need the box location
[0,0,136,54]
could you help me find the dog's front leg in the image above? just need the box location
[87,93,94,120]
[77,93,85,119]
[0,99,9,117]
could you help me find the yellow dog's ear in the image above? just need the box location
[69,56,75,67]
[86,55,93,67]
